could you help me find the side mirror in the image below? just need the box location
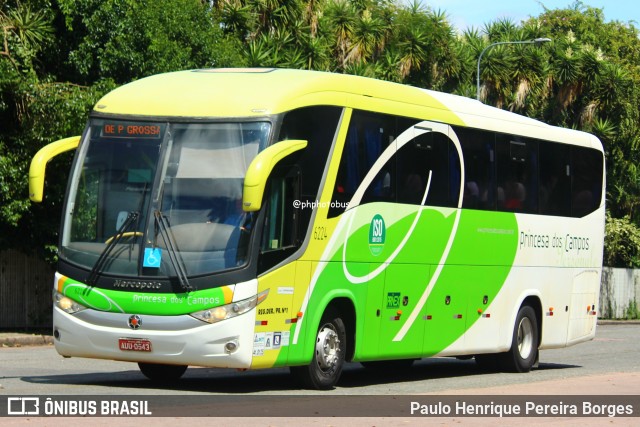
[29,136,81,202]
[242,139,307,212]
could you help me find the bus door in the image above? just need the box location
[422,265,468,356]
[357,264,386,360]
[379,264,429,359]
[460,266,507,353]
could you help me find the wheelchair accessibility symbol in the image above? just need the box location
[143,248,162,268]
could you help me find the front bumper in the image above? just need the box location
[53,306,256,368]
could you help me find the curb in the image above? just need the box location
[0,333,54,348]
[597,319,640,325]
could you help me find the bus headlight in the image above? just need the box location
[190,289,269,324]
[53,291,87,314]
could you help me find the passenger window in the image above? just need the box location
[457,127,496,210]
[279,106,342,235]
[330,111,395,217]
[396,128,460,208]
[539,142,571,216]
[261,174,298,252]
[571,147,603,217]
[496,135,538,214]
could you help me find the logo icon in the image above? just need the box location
[368,214,386,256]
[128,315,142,330]
[143,247,162,268]
[386,292,400,309]
[7,397,40,415]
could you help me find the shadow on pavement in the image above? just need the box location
[20,357,581,394]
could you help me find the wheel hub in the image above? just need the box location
[315,325,340,370]
[517,317,533,359]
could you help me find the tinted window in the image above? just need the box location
[447,126,603,218]
[457,127,496,210]
[572,146,603,217]
[496,135,538,214]
[330,111,395,217]
[396,125,460,207]
[279,106,342,239]
[539,141,571,216]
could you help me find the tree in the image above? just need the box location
[54,0,245,84]
[0,0,246,258]
[3,0,640,265]
[604,212,640,268]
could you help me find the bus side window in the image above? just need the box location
[396,130,459,208]
[329,111,395,217]
[571,146,603,217]
[258,171,300,273]
[458,127,496,211]
[278,106,342,237]
[261,174,298,252]
[496,136,538,214]
[539,141,571,216]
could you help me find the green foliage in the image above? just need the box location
[0,78,114,260]
[0,0,243,259]
[625,300,639,320]
[2,0,640,266]
[55,0,245,83]
[604,212,640,268]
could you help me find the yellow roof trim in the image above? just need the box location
[93,69,463,124]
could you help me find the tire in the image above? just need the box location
[138,362,188,382]
[290,310,347,390]
[501,305,539,373]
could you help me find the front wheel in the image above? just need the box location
[501,305,539,372]
[290,311,346,390]
[138,362,187,382]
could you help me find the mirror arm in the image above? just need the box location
[29,135,81,202]
[242,139,307,212]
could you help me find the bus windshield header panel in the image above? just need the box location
[101,122,163,139]
[60,119,271,280]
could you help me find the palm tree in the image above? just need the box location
[550,33,583,114]
[219,0,253,37]
[324,0,356,69]
[397,26,429,79]
[303,0,324,37]
[1,5,53,70]
[392,1,431,80]
[301,33,330,70]
[377,49,402,82]
[477,42,513,107]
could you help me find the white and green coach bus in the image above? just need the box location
[30,68,604,389]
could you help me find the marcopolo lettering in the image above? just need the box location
[113,280,162,290]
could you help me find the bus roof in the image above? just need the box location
[94,68,601,150]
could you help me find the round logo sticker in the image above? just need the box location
[368,214,386,256]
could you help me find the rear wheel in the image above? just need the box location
[501,305,539,372]
[138,362,187,382]
[290,310,346,390]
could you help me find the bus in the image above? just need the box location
[30,68,605,389]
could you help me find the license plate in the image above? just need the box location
[118,338,152,352]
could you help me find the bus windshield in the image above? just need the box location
[59,119,271,278]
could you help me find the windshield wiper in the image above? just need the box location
[153,210,192,291]
[86,211,139,286]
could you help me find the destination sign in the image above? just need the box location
[101,123,163,139]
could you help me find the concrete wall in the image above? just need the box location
[600,267,640,319]
[0,250,54,329]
